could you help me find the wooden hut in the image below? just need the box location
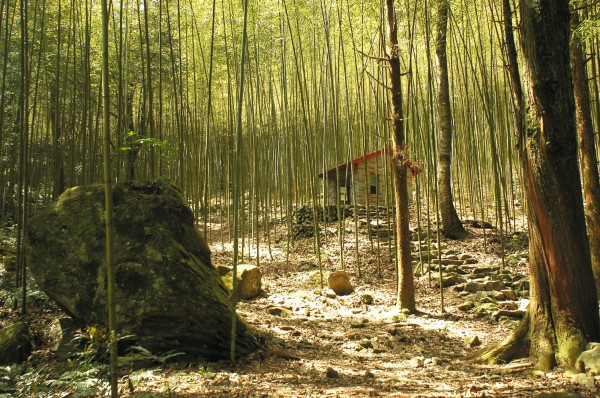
[319,148,393,207]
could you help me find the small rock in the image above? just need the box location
[220,264,262,300]
[364,370,375,378]
[266,306,292,317]
[361,294,374,305]
[457,301,474,311]
[359,339,373,349]
[464,282,485,293]
[483,280,505,291]
[472,265,494,274]
[323,288,337,299]
[327,271,354,296]
[410,356,425,368]
[569,373,595,388]
[325,367,339,378]
[464,335,481,348]
[501,290,517,301]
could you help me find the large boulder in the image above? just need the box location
[26,179,258,360]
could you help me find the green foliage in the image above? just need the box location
[42,367,110,398]
[126,346,185,364]
[119,131,169,152]
[71,326,111,365]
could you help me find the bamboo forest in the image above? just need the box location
[1,0,600,396]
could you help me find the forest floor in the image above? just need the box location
[1,207,599,397]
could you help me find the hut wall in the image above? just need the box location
[352,153,391,207]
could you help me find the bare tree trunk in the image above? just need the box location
[570,9,600,296]
[472,0,599,370]
[435,0,466,239]
[385,0,415,312]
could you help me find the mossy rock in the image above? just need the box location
[220,264,262,300]
[26,179,258,360]
[0,322,31,365]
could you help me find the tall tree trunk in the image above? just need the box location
[385,0,415,312]
[435,0,466,239]
[100,0,118,391]
[570,9,600,296]
[472,0,599,370]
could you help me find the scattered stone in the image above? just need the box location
[359,339,373,349]
[361,294,374,305]
[569,372,595,388]
[220,264,262,300]
[501,290,517,301]
[441,274,467,287]
[499,301,519,310]
[474,302,500,316]
[410,356,425,368]
[266,306,292,317]
[0,322,31,365]
[431,258,463,266]
[515,280,530,291]
[323,288,337,299]
[364,370,375,378]
[457,301,474,311]
[464,282,485,293]
[575,344,600,375]
[492,309,525,321]
[371,337,392,353]
[327,271,354,296]
[26,179,258,360]
[325,367,339,378]
[471,265,495,275]
[464,335,481,348]
[483,280,505,291]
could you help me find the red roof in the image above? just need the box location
[319,148,392,178]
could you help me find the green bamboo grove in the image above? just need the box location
[1,0,599,266]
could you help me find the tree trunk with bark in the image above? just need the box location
[435,0,466,240]
[570,9,600,296]
[471,0,600,370]
[385,0,415,312]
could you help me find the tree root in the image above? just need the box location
[464,312,530,364]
